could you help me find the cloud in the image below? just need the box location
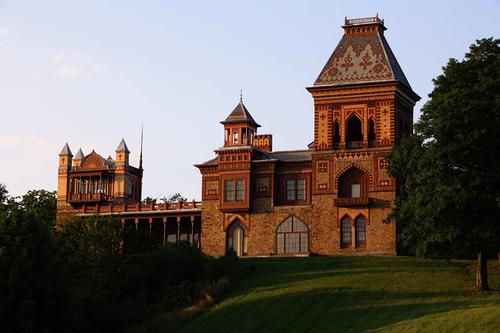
[55,64,81,77]
[0,27,16,56]
[53,52,104,78]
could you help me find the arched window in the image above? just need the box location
[341,216,352,248]
[276,216,308,254]
[227,220,246,256]
[355,215,366,246]
[368,118,376,146]
[338,167,368,199]
[333,120,340,148]
[346,115,362,148]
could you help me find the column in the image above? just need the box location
[149,217,153,237]
[190,215,195,246]
[162,217,167,245]
[134,217,139,232]
[176,216,181,244]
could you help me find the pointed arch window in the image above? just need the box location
[341,216,352,248]
[346,115,362,148]
[276,216,309,254]
[355,216,366,246]
[368,118,376,147]
[333,120,340,148]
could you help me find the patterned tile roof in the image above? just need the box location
[221,101,260,128]
[314,31,411,89]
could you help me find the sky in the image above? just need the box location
[1,0,499,200]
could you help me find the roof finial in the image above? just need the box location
[240,89,243,103]
[139,124,143,170]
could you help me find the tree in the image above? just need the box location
[0,187,63,332]
[161,193,188,203]
[388,38,500,291]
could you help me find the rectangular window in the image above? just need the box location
[225,180,235,201]
[351,183,361,198]
[286,180,295,201]
[236,180,244,201]
[285,178,307,202]
[296,179,306,200]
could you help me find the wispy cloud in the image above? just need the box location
[55,64,81,77]
[0,27,17,56]
[53,52,104,78]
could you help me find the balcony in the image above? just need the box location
[69,192,110,203]
[346,141,363,149]
[334,196,369,207]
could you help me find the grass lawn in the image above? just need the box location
[134,256,500,333]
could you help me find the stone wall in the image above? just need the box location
[200,188,396,257]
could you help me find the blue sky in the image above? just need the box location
[1,0,499,199]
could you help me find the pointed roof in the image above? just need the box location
[116,139,130,153]
[313,16,413,91]
[59,143,72,156]
[74,148,84,161]
[221,100,260,128]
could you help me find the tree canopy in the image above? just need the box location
[388,38,500,289]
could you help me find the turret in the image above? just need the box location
[57,143,73,205]
[221,96,260,147]
[73,148,84,167]
[115,138,130,165]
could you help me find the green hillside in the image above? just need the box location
[135,256,500,333]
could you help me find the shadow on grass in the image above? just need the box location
[178,287,497,333]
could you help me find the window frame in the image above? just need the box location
[276,216,309,254]
[224,178,245,202]
[355,216,367,246]
[341,216,352,248]
[281,175,309,205]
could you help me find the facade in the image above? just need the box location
[195,16,420,257]
[57,139,143,218]
[56,140,202,246]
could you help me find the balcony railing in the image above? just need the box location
[77,200,203,215]
[334,196,369,207]
[346,141,363,149]
[69,192,110,203]
[345,16,383,26]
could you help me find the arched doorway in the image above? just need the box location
[227,219,245,256]
[276,216,309,254]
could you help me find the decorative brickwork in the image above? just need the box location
[197,16,419,257]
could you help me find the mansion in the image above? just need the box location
[56,16,420,257]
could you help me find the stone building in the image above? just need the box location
[195,16,420,257]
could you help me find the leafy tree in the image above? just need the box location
[163,193,187,203]
[0,187,63,332]
[388,38,500,291]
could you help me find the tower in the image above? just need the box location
[57,143,72,209]
[307,16,420,151]
[306,16,420,253]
